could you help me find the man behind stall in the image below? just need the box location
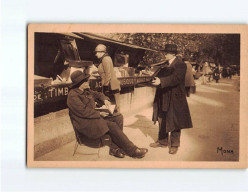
[67,70,148,159]
[150,44,193,155]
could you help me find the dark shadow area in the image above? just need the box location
[125,114,158,141]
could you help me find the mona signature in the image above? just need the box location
[217,147,234,155]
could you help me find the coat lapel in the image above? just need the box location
[169,57,179,68]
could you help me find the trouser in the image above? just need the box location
[185,87,190,97]
[105,114,123,131]
[157,112,181,147]
[105,115,137,155]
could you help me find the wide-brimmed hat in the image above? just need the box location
[163,44,177,54]
[70,70,90,88]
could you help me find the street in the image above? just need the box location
[36,76,240,162]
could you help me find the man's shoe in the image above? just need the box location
[150,141,167,148]
[131,148,148,159]
[109,148,125,158]
[169,147,178,154]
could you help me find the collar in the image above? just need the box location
[169,56,176,65]
[99,53,109,64]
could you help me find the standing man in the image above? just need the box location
[150,44,193,154]
[95,44,121,113]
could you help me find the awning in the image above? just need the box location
[74,32,159,52]
[57,33,85,40]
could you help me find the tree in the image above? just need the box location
[100,33,240,67]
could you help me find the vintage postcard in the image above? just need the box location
[27,24,248,168]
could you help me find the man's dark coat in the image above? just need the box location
[152,57,193,132]
[67,88,110,139]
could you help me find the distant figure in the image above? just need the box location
[202,62,208,84]
[184,61,195,97]
[95,44,121,113]
[192,66,196,79]
[213,67,220,83]
[150,44,193,155]
[67,70,148,159]
[226,66,232,79]
[202,61,212,84]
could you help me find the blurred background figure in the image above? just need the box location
[192,65,196,80]
[202,61,213,84]
[184,60,195,97]
[226,66,233,79]
[202,62,208,84]
[213,66,221,83]
[222,66,233,79]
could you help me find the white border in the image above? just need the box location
[1,0,248,192]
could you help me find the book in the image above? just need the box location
[95,104,116,115]
[150,62,174,78]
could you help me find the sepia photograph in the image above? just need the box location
[27,24,247,168]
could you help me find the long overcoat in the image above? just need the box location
[152,57,193,133]
[98,55,121,91]
[67,88,110,139]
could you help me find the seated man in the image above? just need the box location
[67,70,148,159]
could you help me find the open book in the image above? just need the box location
[150,61,175,78]
[95,104,116,115]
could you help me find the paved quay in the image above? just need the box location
[36,76,240,162]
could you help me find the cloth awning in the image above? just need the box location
[74,32,159,52]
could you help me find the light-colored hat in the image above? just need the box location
[95,44,107,52]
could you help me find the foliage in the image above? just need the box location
[100,33,240,67]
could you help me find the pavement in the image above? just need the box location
[35,76,240,162]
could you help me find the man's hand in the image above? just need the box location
[152,77,161,86]
[104,100,111,108]
[100,111,109,117]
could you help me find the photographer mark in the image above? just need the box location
[217,147,234,156]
